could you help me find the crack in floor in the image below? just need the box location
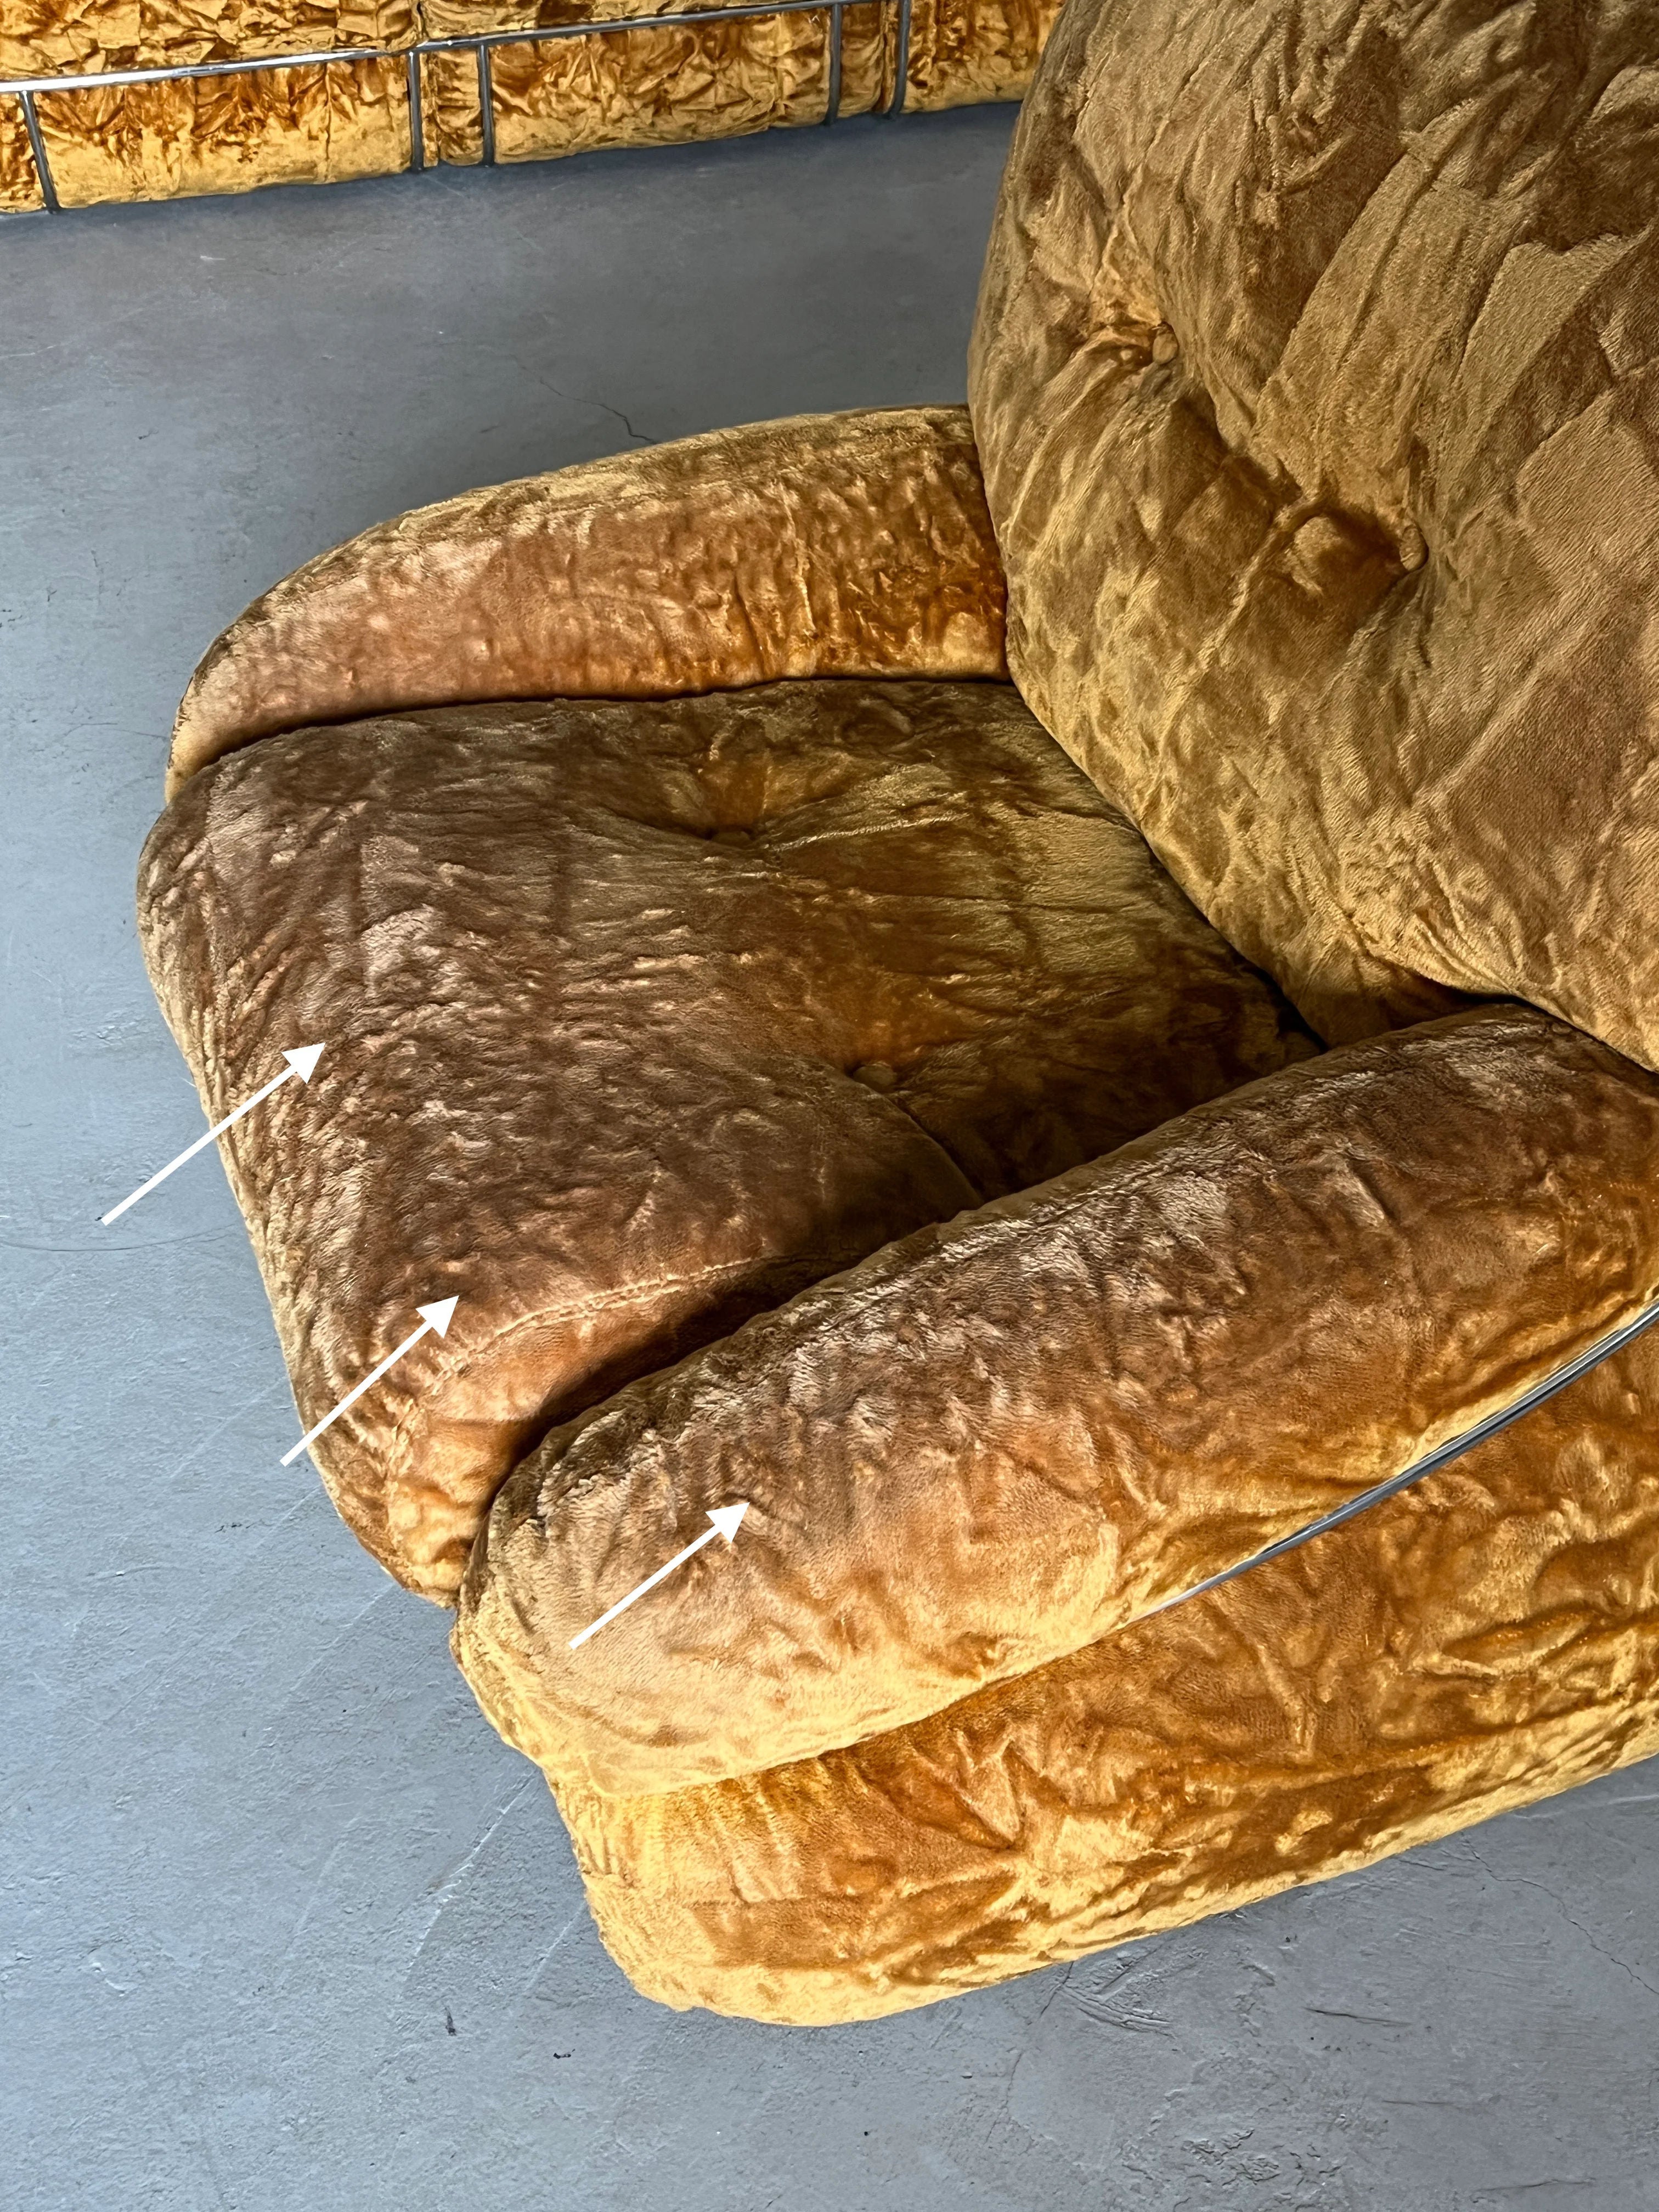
[1463,1841,1659,2001]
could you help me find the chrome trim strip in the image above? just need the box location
[1142,1292,1659,1625]
[823,0,842,125]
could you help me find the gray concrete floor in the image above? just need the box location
[3,104,1658,2212]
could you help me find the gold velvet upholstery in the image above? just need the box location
[165,408,1010,789]
[969,0,1659,1068]
[137,0,1659,2024]
[459,1008,1659,1798]
[416,0,1058,169]
[565,1311,1659,2023]
[0,0,417,211]
[0,0,1060,210]
[140,674,1313,1601]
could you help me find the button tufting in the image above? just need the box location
[853,1061,901,1092]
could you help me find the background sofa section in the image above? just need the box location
[0,0,416,211]
[0,0,1059,211]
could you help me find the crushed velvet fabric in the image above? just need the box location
[417,2,885,169]
[140,675,1312,1599]
[0,0,414,55]
[457,1007,1659,1796]
[0,91,39,208]
[27,59,412,202]
[969,0,1659,1069]
[1,0,1054,209]
[0,0,416,206]
[566,1311,1659,2022]
[419,0,1058,169]
[137,5,1659,2027]
[897,0,1059,112]
[168,408,1008,789]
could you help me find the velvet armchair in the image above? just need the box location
[137,0,1659,2023]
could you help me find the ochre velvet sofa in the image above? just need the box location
[0,0,1054,212]
[137,0,1659,2024]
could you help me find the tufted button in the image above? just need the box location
[853,1060,901,1093]
[1286,514,1362,596]
[1397,522,1428,572]
[1150,324,1180,364]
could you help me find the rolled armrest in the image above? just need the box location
[455,1004,1659,1797]
[166,407,1007,795]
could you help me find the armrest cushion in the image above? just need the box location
[167,407,1007,795]
[455,1004,1659,1797]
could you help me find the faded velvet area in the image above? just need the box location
[142,674,1308,1599]
[136,0,1659,2027]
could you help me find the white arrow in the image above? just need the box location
[280,1296,460,1467]
[101,1043,326,1224]
[568,1503,750,1650]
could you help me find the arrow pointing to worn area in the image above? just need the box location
[568,1503,750,1650]
[101,1044,326,1225]
[280,1296,460,1468]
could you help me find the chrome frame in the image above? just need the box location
[0,0,908,213]
[1146,1288,1659,1625]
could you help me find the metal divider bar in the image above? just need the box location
[887,0,910,115]
[3,43,405,95]
[823,0,842,126]
[405,48,425,170]
[475,40,496,165]
[0,0,903,213]
[16,88,60,210]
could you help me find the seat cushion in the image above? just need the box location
[138,675,1314,1598]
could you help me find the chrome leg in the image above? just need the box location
[405,48,424,171]
[18,89,59,211]
[823,2,842,125]
[476,41,496,166]
[887,0,910,115]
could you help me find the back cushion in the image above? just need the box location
[970,0,1659,1063]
